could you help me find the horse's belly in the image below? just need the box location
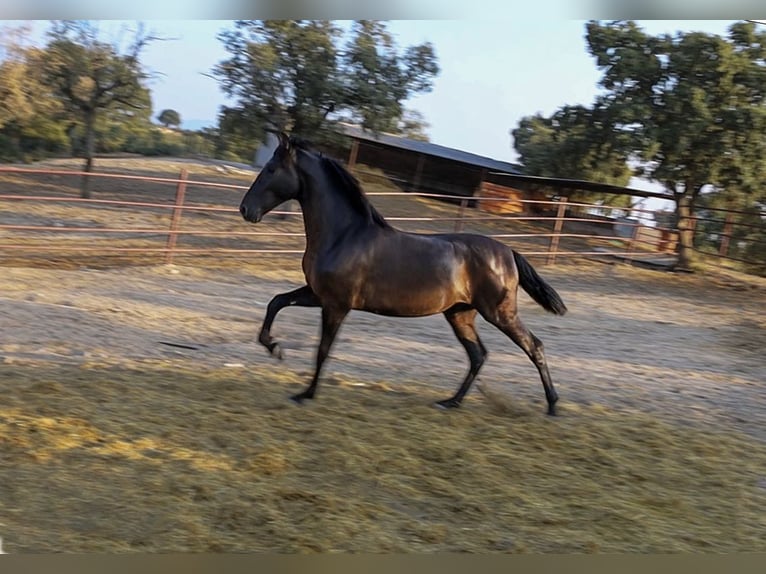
[308,236,473,316]
[354,276,468,317]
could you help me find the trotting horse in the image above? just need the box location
[239,132,568,415]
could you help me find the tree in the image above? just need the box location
[584,20,766,270]
[511,103,634,205]
[397,109,431,141]
[214,20,341,146]
[96,99,155,153]
[0,25,37,136]
[212,20,439,152]
[157,108,181,128]
[40,21,155,198]
[0,24,67,160]
[216,107,266,162]
[341,21,439,133]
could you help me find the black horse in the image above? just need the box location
[239,133,568,415]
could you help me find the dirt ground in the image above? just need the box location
[0,259,764,553]
[1,261,764,441]
[0,158,765,552]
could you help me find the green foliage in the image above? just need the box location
[514,20,766,269]
[341,21,439,133]
[0,120,69,162]
[395,110,431,142]
[180,131,215,157]
[212,20,439,153]
[214,20,341,147]
[0,23,230,164]
[512,104,634,205]
[2,20,438,167]
[0,25,67,161]
[41,21,153,120]
[585,20,766,202]
[39,21,156,196]
[157,109,181,128]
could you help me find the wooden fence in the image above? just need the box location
[0,166,762,272]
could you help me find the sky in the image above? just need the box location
[140,20,736,166]
[4,19,749,204]
[134,19,738,208]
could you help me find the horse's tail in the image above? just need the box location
[512,250,568,315]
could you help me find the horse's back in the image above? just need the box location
[437,232,517,276]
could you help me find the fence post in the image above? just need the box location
[624,222,640,266]
[454,198,469,232]
[547,197,568,265]
[164,168,188,265]
[718,212,734,260]
[412,154,426,191]
[347,140,359,169]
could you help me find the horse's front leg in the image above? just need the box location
[291,306,349,403]
[258,285,320,359]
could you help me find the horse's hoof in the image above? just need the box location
[271,343,284,360]
[263,341,284,360]
[435,398,461,410]
[547,405,558,416]
[290,392,312,405]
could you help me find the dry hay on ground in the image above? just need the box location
[0,360,764,553]
[1,157,765,552]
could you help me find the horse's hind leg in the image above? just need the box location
[481,303,559,415]
[436,306,488,409]
[259,285,320,359]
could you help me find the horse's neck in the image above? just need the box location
[298,160,365,252]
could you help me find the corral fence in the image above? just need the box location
[0,165,763,273]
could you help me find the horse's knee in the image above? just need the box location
[523,332,544,360]
[266,295,286,316]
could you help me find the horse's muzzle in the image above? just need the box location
[239,204,262,223]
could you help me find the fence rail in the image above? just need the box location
[0,166,762,271]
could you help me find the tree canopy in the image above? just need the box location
[512,20,766,269]
[40,21,155,197]
[158,109,181,128]
[341,21,440,134]
[511,103,634,205]
[586,20,765,268]
[212,20,439,149]
[0,25,68,158]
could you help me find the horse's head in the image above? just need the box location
[239,131,301,223]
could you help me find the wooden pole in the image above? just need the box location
[164,168,188,265]
[412,154,426,191]
[454,198,469,232]
[454,169,486,232]
[718,212,734,259]
[347,139,360,169]
[624,222,640,266]
[547,197,568,265]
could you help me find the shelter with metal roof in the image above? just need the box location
[335,124,674,211]
[340,124,524,176]
[336,124,523,201]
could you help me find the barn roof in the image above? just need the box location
[339,123,676,201]
[339,124,524,175]
[487,172,676,201]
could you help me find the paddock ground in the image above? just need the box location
[0,259,764,552]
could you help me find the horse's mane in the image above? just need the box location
[290,137,391,229]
